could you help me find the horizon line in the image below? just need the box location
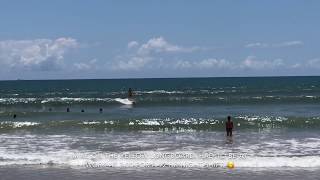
[1,75,320,82]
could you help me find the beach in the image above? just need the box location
[1,166,320,180]
[0,77,320,179]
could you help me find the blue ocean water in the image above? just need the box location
[0,76,319,170]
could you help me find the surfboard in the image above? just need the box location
[114,98,135,105]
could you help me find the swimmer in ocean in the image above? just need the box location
[128,88,133,99]
[226,116,234,137]
[128,88,136,105]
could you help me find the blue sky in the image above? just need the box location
[0,0,319,80]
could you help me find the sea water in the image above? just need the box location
[0,77,320,179]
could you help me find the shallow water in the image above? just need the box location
[0,77,320,178]
[1,166,320,180]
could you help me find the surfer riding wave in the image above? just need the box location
[114,88,135,105]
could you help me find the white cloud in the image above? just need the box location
[291,63,302,69]
[127,41,139,49]
[174,56,285,71]
[112,56,152,71]
[73,59,97,71]
[286,58,320,70]
[306,58,320,68]
[273,41,303,47]
[245,42,269,48]
[245,41,303,48]
[174,59,231,69]
[137,37,198,55]
[241,56,284,69]
[112,37,207,71]
[0,37,78,71]
[112,37,306,73]
[174,60,192,69]
[196,58,231,69]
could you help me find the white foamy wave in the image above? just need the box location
[1,133,320,168]
[132,119,161,126]
[128,118,220,126]
[0,97,113,104]
[81,121,101,125]
[41,97,112,104]
[0,150,320,168]
[0,121,40,128]
[236,115,288,122]
[236,156,320,168]
[305,96,316,98]
[0,98,37,104]
[114,98,134,105]
[141,90,184,94]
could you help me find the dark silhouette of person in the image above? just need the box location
[128,88,133,98]
[67,107,70,112]
[226,116,234,136]
[13,114,17,119]
[99,108,103,113]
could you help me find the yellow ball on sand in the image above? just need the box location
[227,161,235,169]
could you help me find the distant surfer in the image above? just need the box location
[127,88,136,105]
[128,88,133,98]
[226,116,233,136]
[114,88,135,105]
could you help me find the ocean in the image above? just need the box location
[0,76,320,179]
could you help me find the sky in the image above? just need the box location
[0,0,320,80]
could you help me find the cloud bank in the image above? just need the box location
[0,36,319,79]
[112,37,298,72]
[0,37,78,71]
[113,37,205,71]
[245,41,303,48]
[173,56,284,71]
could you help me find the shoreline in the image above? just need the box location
[1,165,320,180]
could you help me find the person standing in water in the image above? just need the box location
[226,116,234,136]
[128,88,133,99]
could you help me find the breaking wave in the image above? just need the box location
[1,116,319,131]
